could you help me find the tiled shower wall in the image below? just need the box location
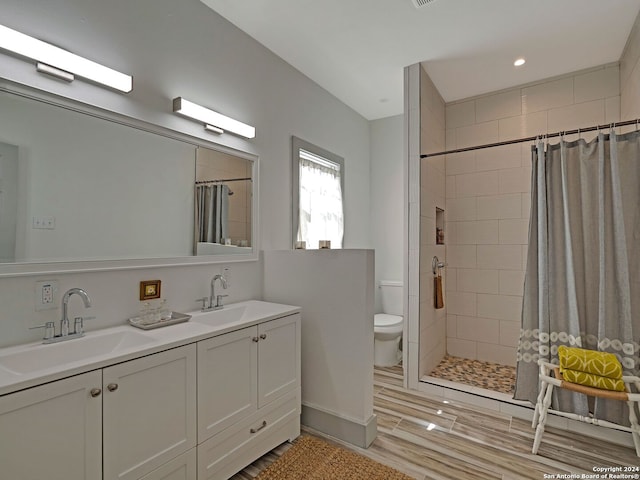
[418,65,446,377]
[444,64,620,367]
[621,10,640,120]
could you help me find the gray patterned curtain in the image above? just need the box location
[194,184,229,245]
[514,130,640,425]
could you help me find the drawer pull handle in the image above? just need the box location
[107,383,119,392]
[259,334,267,340]
[250,420,267,434]
[252,336,259,342]
[90,388,102,397]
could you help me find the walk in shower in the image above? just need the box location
[410,61,638,402]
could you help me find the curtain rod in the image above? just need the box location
[420,118,640,158]
[195,177,252,185]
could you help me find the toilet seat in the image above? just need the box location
[374,313,403,333]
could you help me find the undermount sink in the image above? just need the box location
[189,300,296,328]
[0,329,155,375]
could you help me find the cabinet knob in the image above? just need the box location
[107,383,119,392]
[259,334,267,340]
[90,388,102,397]
[250,420,267,434]
[252,336,259,342]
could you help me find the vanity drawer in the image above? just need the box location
[197,388,300,480]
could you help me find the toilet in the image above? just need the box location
[374,281,403,367]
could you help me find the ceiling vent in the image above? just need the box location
[411,0,436,7]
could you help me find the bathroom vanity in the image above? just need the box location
[0,300,301,480]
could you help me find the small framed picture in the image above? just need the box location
[140,280,161,300]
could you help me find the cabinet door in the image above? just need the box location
[258,313,300,407]
[197,326,257,443]
[0,370,102,480]
[103,345,197,480]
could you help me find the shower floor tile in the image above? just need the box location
[429,355,516,395]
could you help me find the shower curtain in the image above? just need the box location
[514,130,640,425]
[194,184,229,246]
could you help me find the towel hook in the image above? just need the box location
[432,256,446,275]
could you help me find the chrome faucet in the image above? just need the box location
[197,274,228,311]
[31,287,93,344]
[61,288,92,337]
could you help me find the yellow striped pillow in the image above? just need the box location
[558,345,622,380]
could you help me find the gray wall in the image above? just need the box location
[369,114,404,311]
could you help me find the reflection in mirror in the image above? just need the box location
[0,141,19,262]
[194,148,252,255]
[0,86,256,269]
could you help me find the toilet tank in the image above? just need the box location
[379,281,403,316]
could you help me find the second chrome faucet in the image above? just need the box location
[197,274,228,311]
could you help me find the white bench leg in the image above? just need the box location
[532,377,547,428]
[627,399,640,457]
[532,381,554,455]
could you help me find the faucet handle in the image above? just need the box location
[195,297,209,310]
[215,294,229,308]
[73,316,95,335]
[30,321,55,340]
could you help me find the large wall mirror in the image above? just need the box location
[0,83,258,276]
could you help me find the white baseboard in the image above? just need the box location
[301,403,377,448]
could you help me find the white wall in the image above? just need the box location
[0,0,372,348]
[263,250,375,447]
[369,114,403,311]
[444,64,620,367]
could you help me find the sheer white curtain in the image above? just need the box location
[297,156,343,249]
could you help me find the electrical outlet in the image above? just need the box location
[222,266,231,288]
[35,280,58,311]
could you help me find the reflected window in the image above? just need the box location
[292,137,344,249]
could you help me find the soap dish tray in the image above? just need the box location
[129,312,191,330]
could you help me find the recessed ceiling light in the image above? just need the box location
[514,58,526,67]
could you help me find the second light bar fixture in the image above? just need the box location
[172,97,256,139]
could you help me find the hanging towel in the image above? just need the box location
[558,345,623,380]
[434,273,444,309]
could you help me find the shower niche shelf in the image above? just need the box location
[436,207,444,245]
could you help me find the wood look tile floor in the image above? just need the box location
[234,365,638,479]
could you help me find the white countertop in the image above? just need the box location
[0,300,300,397]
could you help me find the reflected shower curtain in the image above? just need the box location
[194,184,229,245]
[514,130,640,425]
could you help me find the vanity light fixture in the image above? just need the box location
[0,24,133,92]
[172,97,256,139]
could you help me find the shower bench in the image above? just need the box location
[531,359,640,457]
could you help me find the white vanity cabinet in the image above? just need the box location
[103,344,197,480]
[0,301,300,480]
[0,344,197,480]
[197,313,301,480]
[138,449,197,480]
[0,370,102,480]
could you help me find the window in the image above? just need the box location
[292,137,344,249]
